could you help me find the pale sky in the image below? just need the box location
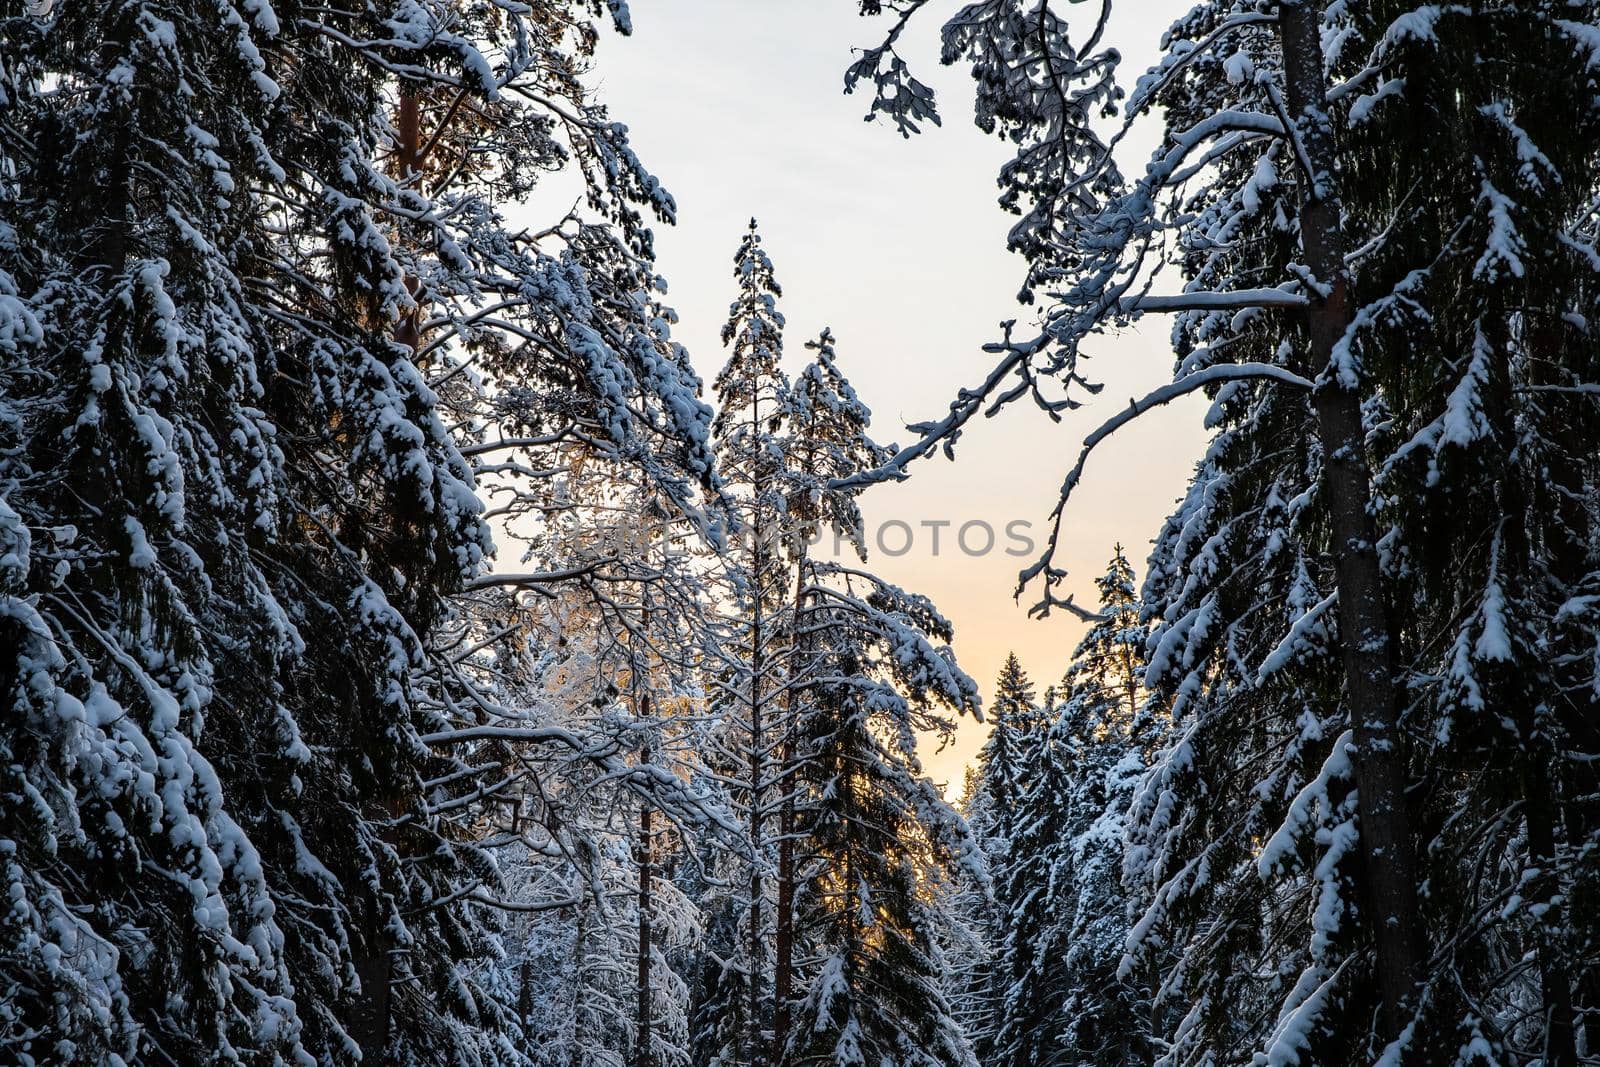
[593,0,1202,791]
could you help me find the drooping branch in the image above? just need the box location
[1019,362,1314,606]
[462,559,617,591]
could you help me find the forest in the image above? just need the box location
[2,0,1599,1065]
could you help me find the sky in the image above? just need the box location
[589,0,1203,792]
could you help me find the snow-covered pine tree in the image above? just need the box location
[270,0,727,1057]
[431,399,737,1066]
[482,489,716,1067]
[703,220,796,1067]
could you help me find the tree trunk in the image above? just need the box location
[573,898,590,1067]
[747,394,769,1067]
[1277,0,1425,1040]
[392,92,424,353]
[345,90,429,1067]
[520,951,534,1033]
[389,88,474,359]
[749,581,766,1067]
[1523,763,1579,1067]
[636,802,654,1067]
[635,577,656,1067]
[772,556,809,1064]
[351,926,394,1059]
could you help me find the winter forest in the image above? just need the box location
[3,0,1600,1064]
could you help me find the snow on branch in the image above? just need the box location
[1122,288,1308,313]
[462,559,617,591]
[420,723,740,836]
[828,338,1034,490]
[833,283,1308,498]
[1127,12,1280,115]
[1020,363,1314,604]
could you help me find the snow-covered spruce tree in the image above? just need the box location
[937,767,999,1057]
[849,0,1600,1059]
[770,326,891,1061]
[979,659,1061,1067]
[973,653,1040,847]
[963,652,1039,1064]
[678,737,763,1067]
[981,551,1150,1067]
[1090,15,1371,1055]
[1106,6,1600,1060]
[685,893,748,1067]
[840,1,1404,1057]
[690,245,900,1067]
[1,0,717,1062]
[782,568,982,1067]
[1328,4,1600,1059]
[0,0,489,1059]
[1038,548,1149,1067]
[1057,547,1145,747]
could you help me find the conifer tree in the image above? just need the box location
[705,220,794,1067]
[1048,549,1150,1066]
[1331,5,1600,1058]
[848,0,1600,1059]
[986,550,1150,1067]
[771,326,890,1060]
[985,684,1074,1067]
[973,653,1040,843]
[692,226,985,1067]
[965,653,1040,1064]
[0,0,717,1062]
[782,571,981,1067]
[938,768,999,1056]
[0,0,501,1057]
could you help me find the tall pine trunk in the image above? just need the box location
[636,800,654,1067]
[1277,0,1425,1040]
[748,572,766,1067]
[348,89,430,1061]
[635,703,655,1067]
[392,91,424,353]
[746,395,769,1067]
[772,555,809,1064]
